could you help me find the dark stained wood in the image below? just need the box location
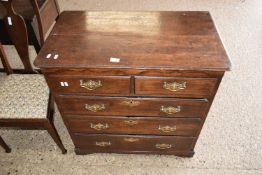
[0,0,45,19]
[0,68,41,74]
[0,42,13,75]
[135,76,217,98]
[35,11,231,71]
[0,118,49,128]
[56,96,208,118]
[73,134,195,154]
[0,0,60,73]
[30,0,45,46]
[0,0,60,42]
[51,11,217,36]
[35,34,231,71]
[39,0,60,39]
[191,74,224,149]
[46,75,131,95]
[0,136,11,153]
[1,0,34,73]
[75,147,194,157]
[41,68,225,78]
[31,0,60,46]
[65,116,201,136]
[34,11,231,157]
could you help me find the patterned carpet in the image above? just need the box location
[0,0,261,174]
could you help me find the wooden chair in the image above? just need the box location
[0,42,67,154]
[0,135,11,153]
[0,0,60,73]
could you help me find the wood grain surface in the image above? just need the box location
[34,11,231,71]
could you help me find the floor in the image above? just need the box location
[0,0,262,174]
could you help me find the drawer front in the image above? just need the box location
[135,76,217,98]
[66,116,201,136]
[56,96,208,117]
[73,134,194,153]
[46,75,131,95]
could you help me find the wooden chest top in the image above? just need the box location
[34,11,231,71]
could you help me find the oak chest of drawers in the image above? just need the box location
[34,11,231,157]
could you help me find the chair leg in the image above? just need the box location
[44,93,66,154]
[0,42,13,75]
[45,93,66,154]
[0,136,11,153]
[45,121,67,154]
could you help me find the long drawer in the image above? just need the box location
[135,76,217,98]
[66,116,201,136]
[46,75,131,95]
[56,96,208,117]
[73,134,195,153]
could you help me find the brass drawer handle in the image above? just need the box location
[90,123,109,130]
[95,141,111,147]
[122,100,140,107]
[124,120,138,126]
[158,125,176,133]
[80,80,102,90]
[160,106,181,115]
[124,138,139,142]
[163,81,186,92]
[155,143,172,150]
[85,104,105,112]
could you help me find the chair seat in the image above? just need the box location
[0,74,49,119]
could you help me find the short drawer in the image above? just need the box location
[66,116,201,136]
[46,75,131,95]
[56,96,208,117]
[135,76,217,98]
[73,134,195,153]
